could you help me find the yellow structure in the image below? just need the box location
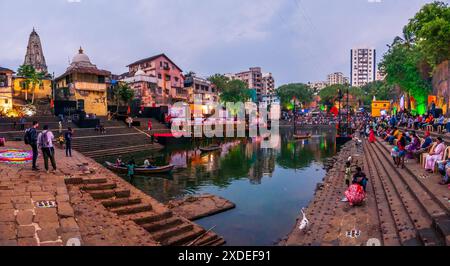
[0,67,14,115]
[55,47,110,116]
[371,100,391,117]
[12,77,52,101]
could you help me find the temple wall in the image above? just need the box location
[432,60,450,116]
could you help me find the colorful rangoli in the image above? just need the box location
[0,149,33,164]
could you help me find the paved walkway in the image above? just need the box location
[0,142,158,246]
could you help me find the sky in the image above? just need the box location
[0,0,439,86]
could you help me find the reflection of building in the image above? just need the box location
[120,67,158,107]
[0,67,14,114]
[55,47,111,116]
[126,54,186,106]
[351,48,376,87]
[24,28,48,74]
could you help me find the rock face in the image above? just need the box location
[24,28,48,74]
[168,194,236,221]
[432,60,450,115]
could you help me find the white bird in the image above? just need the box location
[347,156,352,162]
[299,208,309,231]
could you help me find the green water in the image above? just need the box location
[97,128,337,246]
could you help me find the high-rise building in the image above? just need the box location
[350,48,376,87]
[327,72,349,86]
[24,28,48,74]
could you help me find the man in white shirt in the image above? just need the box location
[37,125,57,173]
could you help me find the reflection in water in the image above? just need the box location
[97,128,336,245]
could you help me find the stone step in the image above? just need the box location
[101,197,142,208]
[88,189,131,200]
[122,211,173,225]
[152,223,195,243]
[417,228,443,246]
[200,236,226,246]
[432,215,450,246]
[83,178,108,184]
[193,233,219,246]
[110,203,153,216]
[163,226,205,246]
[81,183,117,191]
[141,217,183,233]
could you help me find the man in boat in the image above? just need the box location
[115,156,125,167]
[127,159,136,182]
[143,158,156,169]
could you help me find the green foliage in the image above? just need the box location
[404,1,450,67]
[117,83,135,104]
[360,81,397,105]
[207,74,252,103]
[17,64,46,104]
[276,83,313,109]
[219,79,252,103]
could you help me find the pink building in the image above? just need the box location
[126,54,186,107]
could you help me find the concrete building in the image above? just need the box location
[120,67,158,107]
[184,73,219,104]
[262,73,275,96]
[0,67,14,115]
[308,81,327,94]
[227,67,264,98]
[55,47,111,116]
[350,48,376,87]
[327,72,349,86]
[126,54,186,106]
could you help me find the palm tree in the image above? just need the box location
[17,65,45,104]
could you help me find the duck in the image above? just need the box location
[299,208,309,232]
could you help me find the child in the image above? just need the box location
[344,161,352,187]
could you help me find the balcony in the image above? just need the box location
[74,82,108,92]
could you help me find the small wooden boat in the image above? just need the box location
[199,145,222,153]
[105,161,174,174]
[293,133,312,140]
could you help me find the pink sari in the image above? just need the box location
[425,143,445,170]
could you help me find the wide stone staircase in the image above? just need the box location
[66,175,225,246]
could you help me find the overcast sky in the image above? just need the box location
[0,0,436,86]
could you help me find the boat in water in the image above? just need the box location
[105,161,175,174]
[199,145,222,153]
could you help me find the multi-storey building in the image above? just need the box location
[55,47,111,116]
[327,72,349,86]
[126,54,186,106]
[351,48,376,87]
[307,81,327,95]
[184,73,219,104]
[120,67,158,107]
[0,67,14,114]
[262,72,275,96]
[227,67,264,98]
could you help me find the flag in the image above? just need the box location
[127,106,131,115]
[50,99,54,109]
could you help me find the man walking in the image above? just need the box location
[37,125,57,173]
[25,121,39,171]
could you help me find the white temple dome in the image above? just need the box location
[72,47,91,64]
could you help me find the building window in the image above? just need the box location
[98,76,105,83]
[174,77,179,82]
[0,74,7,87]
[158,74,162,79]
[165,75,171,81]
[5,99,8,104]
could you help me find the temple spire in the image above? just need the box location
[24,28,48,74]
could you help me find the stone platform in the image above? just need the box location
[168,194,236,221]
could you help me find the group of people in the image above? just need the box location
[25,121,75,173]
[364,112,450,186]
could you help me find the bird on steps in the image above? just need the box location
[299,208,309,232]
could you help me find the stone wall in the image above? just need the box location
[432,60,450,116]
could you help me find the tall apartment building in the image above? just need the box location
[350,48,376,87]
[327,72,349,86]
[227,67,264,98]
[262,72,275,96]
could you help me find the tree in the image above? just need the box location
[219,80,251,103]
[379,39,432,115]
[208,74,230,93]
[404,1,450,67]
[319,84,345,109]
[17,64,45,104]
[112,82,135,113]
[360,81,397,105]
[276,83,313,109]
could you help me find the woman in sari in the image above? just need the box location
[368,128,376,143]
[425,137,446,172]
[406,132,420,159]
[345,183,366,206]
